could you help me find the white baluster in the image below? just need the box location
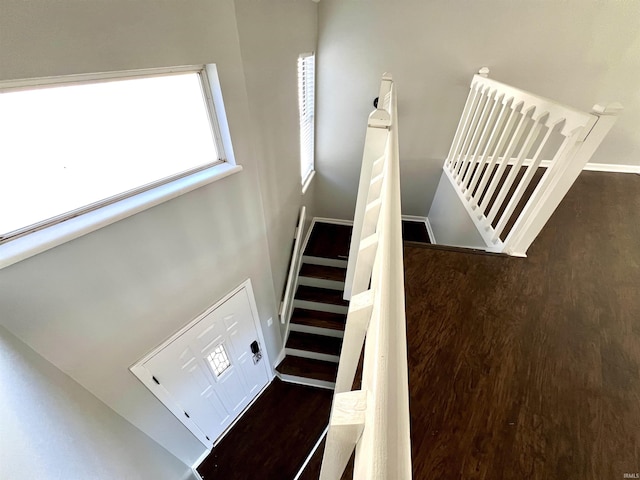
[466,95,513,202]
[478,104,533,214]
[454,85,489,178]
[459,88,500,187]
[334,290,375,394]
[319,390,367,480]
[486,112,547,224]
[492,117,556,240]
[351,233,379,296]
[470,98,521,210]
[449,83,483,172]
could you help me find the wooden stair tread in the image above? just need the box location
[277,356,338,383]
[290,308,347,331]
[286,331,343,357]
[299,264,347,282]
[295,285,349,307]
[303,222,352,260]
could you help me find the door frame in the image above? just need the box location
[130,278,274,448]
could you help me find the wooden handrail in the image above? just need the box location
[320,75,412,479]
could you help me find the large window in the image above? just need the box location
[297,53,315,188]
[0,66,226,242]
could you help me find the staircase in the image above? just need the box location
[276,222,352,389]
[276,219,431,390]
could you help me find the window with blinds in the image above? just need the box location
[297,53,315,186]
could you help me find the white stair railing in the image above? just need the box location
[279,206,307,334]
[320,75,412,479]
[443,67,622,256]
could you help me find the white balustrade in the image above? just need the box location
[321,75,412,479]
[443,68,621,256]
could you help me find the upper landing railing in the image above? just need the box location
[444,67,621,256]
[320,75,412,479]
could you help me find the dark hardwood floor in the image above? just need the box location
[304,222,352,259]
[200,171,639,480]
[298,437,354,480]
[404,171,640,479]
[197,378,332,480]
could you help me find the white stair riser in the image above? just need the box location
[289,323,344,338]
[302,255,348,268]
[285,348,340,363]
[276,373,335,390]
[294,299,348,314]
[297,276,345,291]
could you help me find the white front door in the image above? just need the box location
[134,285,271,446]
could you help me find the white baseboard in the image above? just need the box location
[583,162,640,174]
[191,448,210,478]
[401,214,428,222]
[401,215,435,243]
[537,159,639,173]
[425,218,436,244]
[311,217,354,226]
[293,426,329,480]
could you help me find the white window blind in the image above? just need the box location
[298,53,315,185]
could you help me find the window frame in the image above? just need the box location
[0,65,229,244]
[298,52,316,192]
[0,64,242,269]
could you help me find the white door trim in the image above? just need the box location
[130,278,273,448]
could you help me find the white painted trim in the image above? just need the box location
[400,214,427,222]
[485,157,639,174]
[583,162,640,174]
[276,372,336,390]
[401,214,435,242]
[243,280,275,378]
[0,65,205,91]
[0,164,242,270]
[289,323,344,339]
[299,217,318,263]
[204,64,238,167]
[130,279,273,448]
[293,426,329,480]
[312,217,354,226]
[302,170,316,195]
[191,449,211,471]
[280,207,307,324]
[191,468,204,480]
[281,215,319,344]
[285,348,340,364]
[425,218,436,244]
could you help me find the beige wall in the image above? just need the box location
[234,0,318,304]
[315,0,640,220]
[0,326,196,480]
[0,0,317,469]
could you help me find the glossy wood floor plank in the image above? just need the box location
[197,379,332,480]
[404,171,640,480]
[304,222,352,260]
